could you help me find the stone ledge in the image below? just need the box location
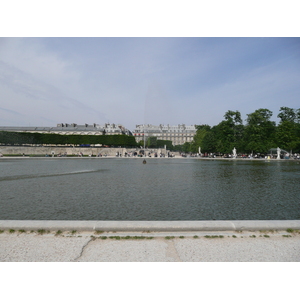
[1,220,300,231]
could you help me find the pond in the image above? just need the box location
[0,157,299,220]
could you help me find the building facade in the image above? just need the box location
[0,123,197,145]
[0,123,132,136]
[133,124,197,146]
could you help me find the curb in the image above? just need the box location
[1,220,300,231]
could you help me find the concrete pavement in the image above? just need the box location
[1,227,300,262]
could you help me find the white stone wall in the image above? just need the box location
[0,146,139,157]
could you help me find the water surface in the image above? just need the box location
[0,158,299,220]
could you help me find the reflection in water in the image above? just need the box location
[0,158,299,220]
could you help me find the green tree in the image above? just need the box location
[157,140,173,150]
[189,124,211,153]
[182,142,192,153]
[147,136,157,148]
[201,129,217,153]
[244,108,276,153]
[277,106,296,123]
[276,121,299,151]
[276,107,300,152]
[205,111,244,154]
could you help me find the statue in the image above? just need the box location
[232,147,237,159]
[277,147,281,159]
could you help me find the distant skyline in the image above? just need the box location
[1,37,299,130]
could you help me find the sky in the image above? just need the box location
[1,37,299,131]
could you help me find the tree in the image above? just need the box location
[147,136,157,148]
[276,107,300,152]
[277,107,296,123]
[276,121,299,151]
[189,124,211,153]
[224,110,242,125]
[209,111,244,154]
[244,109,276,153]
[201,129,217,153]
[157,140,173,150]
[182,142,192,153]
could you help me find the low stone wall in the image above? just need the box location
[0,146,171,157]
[0,146,131,157]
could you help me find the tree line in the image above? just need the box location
[1,107,299,154]
[183,107,300,155]
[0,131,138,147]
[138,136,173,150]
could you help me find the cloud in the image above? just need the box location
[0,37,299,130]
[0,38,108,126]
[180,55,300,125]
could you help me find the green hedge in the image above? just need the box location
[0,131,138,147]
[157,140,173,149]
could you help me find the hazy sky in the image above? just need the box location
[1,37,299,130]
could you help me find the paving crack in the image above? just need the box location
[73,237,95,262]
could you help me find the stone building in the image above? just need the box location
[0,123,132,136]
[133,124,197,146]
